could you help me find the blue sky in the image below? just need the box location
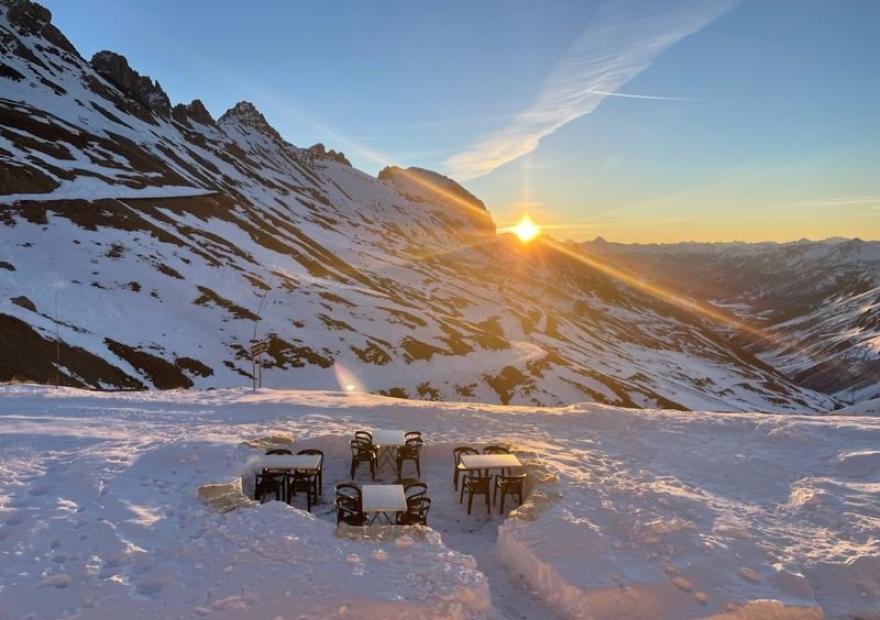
[42,0,880,242]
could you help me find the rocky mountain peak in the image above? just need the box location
[2,0,77,54]
[90,50,171,116]
[172,99,215,127]
[378,166,488,213]
[217,100,284,142]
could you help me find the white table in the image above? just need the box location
[254,454,321,471]
[371,430,406,471]
[251,454,321,502]
[459,453,521,472]
[361,484,407,525]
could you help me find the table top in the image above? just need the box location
[371,430,407,447]
[254,454,321,470]
[361,484,407,512]
[459,453,522,470]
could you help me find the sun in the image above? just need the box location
[512,215,539,242]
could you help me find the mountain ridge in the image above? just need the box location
[0,0,840,412]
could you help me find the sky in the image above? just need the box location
[41,0,880,243]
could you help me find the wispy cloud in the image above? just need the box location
[777,197,880,209]
[445,0,736,180]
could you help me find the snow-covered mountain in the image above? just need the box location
[0,0,837,412]
[581,238,880,402]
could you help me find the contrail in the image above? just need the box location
[446,0,737,180]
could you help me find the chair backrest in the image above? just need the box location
[354,430,373,443]
[265,448,293,455]
[297,448,324,464]
[351,438,372,456]
[403,481,428,500]
[453,446,479,464]
[403,437,423,450]
[483,445,510,455]
[498,472,527,487]
[406,497,431,523]
[335,482,362,502]
[405,431,422,440]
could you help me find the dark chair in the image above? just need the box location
[297,449,324,495]
[493,472,527,513]
[354,430,373,444]
[459,474,491,515]
[350,439,377,480]
[335,483,365,526]
[287,469,318,512]
[396,437,422,478]
[483,445,512,475]
[254,469,285,503]
[453,446,479,491]
[397,497,431,526]
[404,431,422,441]
[401,480,428,502]
[265,448,293,455]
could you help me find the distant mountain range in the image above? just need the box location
[581,237,880,403]
[0,0,855,411]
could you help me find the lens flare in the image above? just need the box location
[512,216,539,242]
[334,362,364,394]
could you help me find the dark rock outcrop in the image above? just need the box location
[91,50,171,116]
[172,99,214,126]
[307,143,351,166]
[3,0,77,55]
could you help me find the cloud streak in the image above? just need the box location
[445,0,736,180]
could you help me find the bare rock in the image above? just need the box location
[90,50,171,116]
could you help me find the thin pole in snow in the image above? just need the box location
[54,290,61,388]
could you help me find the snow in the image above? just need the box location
[1,385,878,619]
[2,182,214,204]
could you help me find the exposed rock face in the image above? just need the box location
[90,50,171,116]
[172,99,214,126]
[3,0,76,54]
[307,142,351,166]
[218,100,284,142]
[379,166,487,213]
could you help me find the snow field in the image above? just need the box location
[0,386,878,619]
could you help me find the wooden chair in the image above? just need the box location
[397,497,431,526]
[401,480,428,502]
[254,469,285,503]
[396,437,423,478]
[493,472,527,513]
[297,449,324,495]
[350,438,377,480]
[265,448,293,455]
[354,430,373,444]
[335,483,365,526]
[287,470,318,512]
[452,446,479,490]
[459,474,491,515]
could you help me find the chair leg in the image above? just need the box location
[416,458,420,477]
[453,468,459,491]
[500,489,506,514]
[486,489,491,514]
[350,461,356,479]
[467,490,474,515]
[459,481,465,504]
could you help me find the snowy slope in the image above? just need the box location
[0,1,837,412]
[0,386,877,619]
[582,238,880,403]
